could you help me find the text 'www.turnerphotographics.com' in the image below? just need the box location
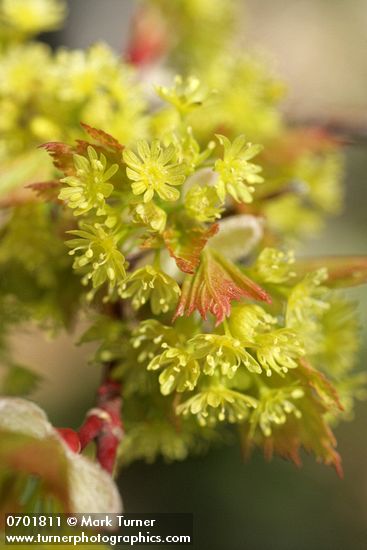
[5,513,194,546]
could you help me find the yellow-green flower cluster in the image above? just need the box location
[177,387,257,426]
[254,329,305,377]
[295,152,343,214]
[67,223,127,301]
[131,297,306,425]
[0,0,364,477]
[249,386,304,437]
[214,135,264,203]
[0,38,146,176]
[190,55,285,142]
[131,201,167,233]
[0,203,80,326]
[190,334,261,377]
[228,304,277,342]
[170,130,215,174]
[156,75,210,117]
[252,248,296,284]
[286,269,330,336]
[121,266,180,315]
[148,343,200,395]
[185,184,223,223]
[131,320,178,364]
[227,305,305,376]
[123,140,186,203]
[59,147,118,216]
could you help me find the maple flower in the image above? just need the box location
[185,184,223,222]
[173,249,271,326]
[214,134,264,203]
[156,75,209,116]
[121,266,181,314]
[189,334,261,377]
[286,269,329,331]
[254,329,305,377]
[252,247,296,284]
[249,386,304,437]
[131,320,178,364]
[241,386,343,477]
[148,343,200,395]
[177,387,258,426]
[132,201,167,233]
[228,304,277,342]
[228,304,305,376]
[123,140,186,202]
[295,152,343,214]
[314,297,360,376]
[66,222,126,299]
[59,146,118,216]
[172,129,215,173]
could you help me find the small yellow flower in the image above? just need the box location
[177,387,257,426]
[123,140,186,203]
[253,248,296,284]
[254,329,305,376]
[185,185,223,222]
[121,266,180,314]
[156,75,209,116]
[59,146,118,216]
[132,201,167,233]
[249,386,304,437]
[148,344,200,395]
[190,334,261,377]
[66,222,126,300]
[215,134,263,203]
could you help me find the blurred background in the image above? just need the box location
[13,1,367,548]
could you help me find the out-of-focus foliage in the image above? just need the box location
[0,0,146,194]
[0,398,122,517]
[0,0,65,37]
[0,0,366,496]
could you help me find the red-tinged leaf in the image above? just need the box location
[173,249,271,326]
[80,122,124,152]
[295,256,367,288]
[42,126,124,179]
[295,359,344,412]
[27,180,62,202]
[164,222,219,274]
[41,142,75,175]
[240,389,343,477]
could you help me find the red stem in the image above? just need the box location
[77,378,124,474]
